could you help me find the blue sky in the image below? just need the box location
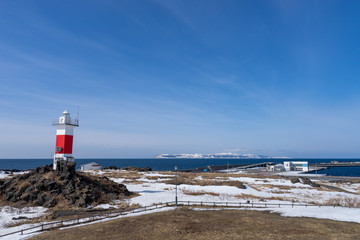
[1,0,360,158]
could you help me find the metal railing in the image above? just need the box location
[178,201,320,208]
[0,202,175,238]
[52,118,79,126]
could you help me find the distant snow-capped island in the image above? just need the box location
[154,153,273,159]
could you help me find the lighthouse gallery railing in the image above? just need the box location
[52,118,79,126]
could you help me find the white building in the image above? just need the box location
[284,161,309,172]
[80,162,102,171]
[267,164,286,172]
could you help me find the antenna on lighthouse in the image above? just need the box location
[74,106,80,126]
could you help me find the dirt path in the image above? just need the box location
[317,182,358,194]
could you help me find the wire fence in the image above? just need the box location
[177,200,333,208]
[1,200,357,238]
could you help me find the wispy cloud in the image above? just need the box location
[0,3,111,54]
[152,0,195,30]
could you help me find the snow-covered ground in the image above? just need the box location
[1,169,360,239]
[275,171,326,177]
[109,170,360,220]
[324,181,360,194]
[108,171,360,207]
[0,171,29,179]
[0,206,47,239]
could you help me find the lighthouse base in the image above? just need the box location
[54,160,76,177]
[53,156,75,171]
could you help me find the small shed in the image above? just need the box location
[80,162,102,171]
[274,164,286,171]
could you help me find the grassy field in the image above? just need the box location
[30,208,360,240]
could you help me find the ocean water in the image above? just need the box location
[0,158,359,177]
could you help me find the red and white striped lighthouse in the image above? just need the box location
[52,110,79,170]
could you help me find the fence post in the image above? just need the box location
[252,202,253,207]
[278,204,280,208]
[292,203,294,208]
[239,203,241,207]
[265,203,267,208]
[145,206,146,210]
[214,202,216,207]
[201,201,202,206]
[21,229,23,235]
[41,224,44,231]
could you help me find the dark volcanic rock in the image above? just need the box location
[56,161,76,179]
[301,177,320,187]
[12,216,29,220]
[103,166,121,170]
[0,164,132,208]
[291,177,320,187]
[76,197,87,208]
[290,177,300,184]
[36,165,52,174]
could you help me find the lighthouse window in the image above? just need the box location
[56,147,62,152]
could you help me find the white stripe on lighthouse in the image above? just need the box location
[56,127,75,136]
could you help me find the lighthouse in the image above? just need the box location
[52,110,79,170]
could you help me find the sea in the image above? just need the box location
[1,158,360,177]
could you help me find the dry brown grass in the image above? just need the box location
[235,194,289,202]
[86,170,286,188]
[325,196,360,207]
[198,172,284,180]
[86,170,174,184]
[163,176,246,189]
[87,170,143,180]
[29,208,360,240]
[235,194,264,200]
[330,179,360,184]
[182,190,220,197]
[122,180,145,185]
[145,176,159,180]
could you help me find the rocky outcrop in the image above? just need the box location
[290,177,320,187]
[0,165,132,208]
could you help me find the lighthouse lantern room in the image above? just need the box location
[52,110,79,170]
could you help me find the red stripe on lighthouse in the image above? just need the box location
[55,135,74,154]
